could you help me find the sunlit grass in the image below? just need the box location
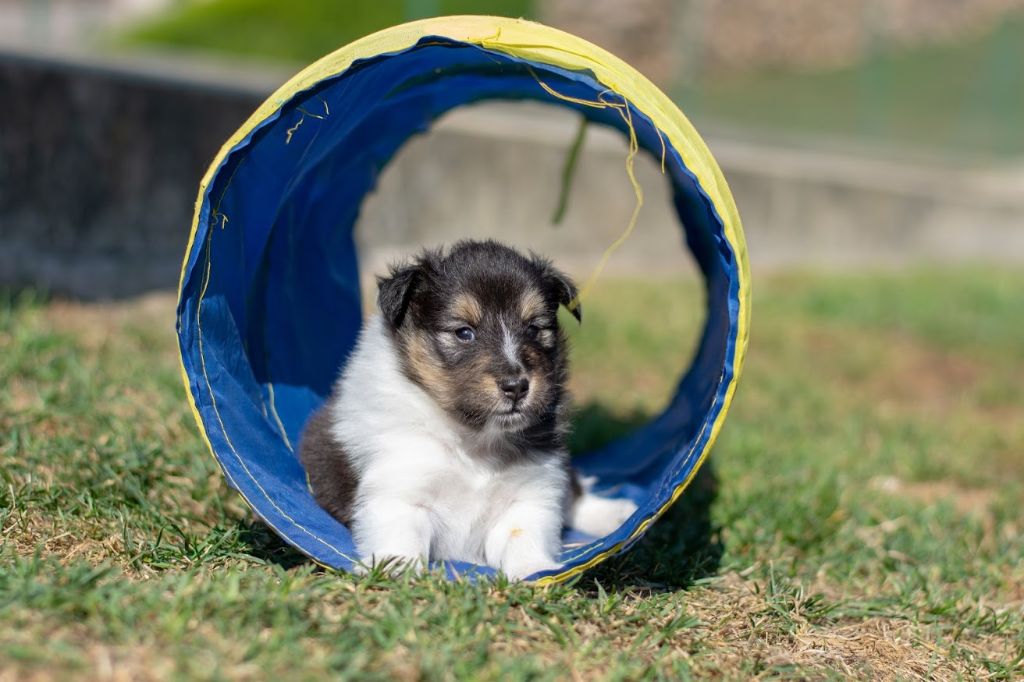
[1,270,1022,678]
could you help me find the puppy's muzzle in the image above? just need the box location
[497,375,530,403]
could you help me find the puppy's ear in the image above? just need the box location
[534,257,582,324]
[556,273,582,324]
[377,263,420,329]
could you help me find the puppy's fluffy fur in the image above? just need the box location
[299,240,636,578]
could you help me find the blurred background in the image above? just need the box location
[2,0,1023,296]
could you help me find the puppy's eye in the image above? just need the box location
[454,326,476,343]
[525,324,541,340]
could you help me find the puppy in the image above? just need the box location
[299,240,636,579]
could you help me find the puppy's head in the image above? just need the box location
[377,240,581,438]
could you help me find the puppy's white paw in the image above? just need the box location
[571,493,638,537]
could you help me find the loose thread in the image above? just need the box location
[211,210,229,230]
[526,68,648,313]
[286,100,329,145]
[295,106,326,121]
[285,116,304,145]
[573,102,643,307]
[654,124,667,174]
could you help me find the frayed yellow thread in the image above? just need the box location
[285,117,303,145]
[286,102,329,145]
[266,383,293,452]
[295,106,326,120]
[573,102,643,307]
[655,124,667,174]
[528,67,613,111]
[209,161,243,231]
[211,210,229,230]
[527,69,646,312]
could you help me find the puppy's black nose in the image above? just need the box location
[498,376,530,402]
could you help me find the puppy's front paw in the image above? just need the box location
[571,494,639,537]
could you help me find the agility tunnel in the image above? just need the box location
[176,16,750,583]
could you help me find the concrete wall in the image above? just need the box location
[0,47,275,297]
[2,46,1022,299]
[362,103,1024,277]
[712,135,1024,269]
[357,102,697,281]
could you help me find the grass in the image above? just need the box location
[2,270,1023,679]
[121,0,534,64]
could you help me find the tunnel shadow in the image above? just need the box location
[571,402,723,593]
[234,520,310,570]
[584,461,722,592]
[568,402,652,454]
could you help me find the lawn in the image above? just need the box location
[2,270,1023,679]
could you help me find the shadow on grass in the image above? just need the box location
[572,402,723,593]
[585,462,721,592]
[234,401,723,587]
[235,521,310,570]
[568,402,651,454]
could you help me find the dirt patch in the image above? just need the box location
[800,328,983,411]
[870,341,981,413]
[0,619,267,682]
[870,476,996,517]
[798,326,1023,476]
[44,292,177,352]
[5,381,42,414]
[2,508,126,568]
[678,572,1016,679]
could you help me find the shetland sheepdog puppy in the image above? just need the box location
[299,240,636,579]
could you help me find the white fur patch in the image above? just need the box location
[500,319,520,368]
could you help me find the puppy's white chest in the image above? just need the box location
[415,450,494,513]
[402,445,533,558]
